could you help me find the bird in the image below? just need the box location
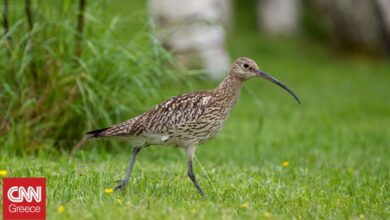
[86,57,300,196]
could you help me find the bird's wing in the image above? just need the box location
[89,91,213,138]
[131,91,213,135]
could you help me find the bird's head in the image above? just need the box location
[231,57,301,104]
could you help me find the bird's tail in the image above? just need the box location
[86,127,110,138]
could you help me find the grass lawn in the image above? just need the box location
[1,1,390,219]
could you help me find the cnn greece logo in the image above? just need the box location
[3,178,46,220]
[8,186,42,203]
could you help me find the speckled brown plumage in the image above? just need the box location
[91,74,241,144]
[86,57,300,195]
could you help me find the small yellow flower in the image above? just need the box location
[191,208,196,214]
[57,205,65,213]
[116,198,122,204]
[240,202,249,208]
[359,214,365,219]
[0,170,8,177]
[281,161,289,167]
[264,211,272,219]
[104,188,113,194]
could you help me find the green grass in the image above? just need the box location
[1,1,390,219]
[0,0,183,152]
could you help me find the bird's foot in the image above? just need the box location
[114,180,128,191]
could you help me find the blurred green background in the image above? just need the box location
[0,0,389,219]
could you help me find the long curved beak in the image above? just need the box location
[256,70,301,104]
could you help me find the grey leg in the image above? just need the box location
[114,146,141,191]
[188,159,205,196]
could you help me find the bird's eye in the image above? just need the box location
[243,63,250,69]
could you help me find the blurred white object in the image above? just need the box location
[258,0,300,36]
[149,0,231,80]
[376,0,390,47]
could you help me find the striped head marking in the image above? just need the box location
[231,57,259,80]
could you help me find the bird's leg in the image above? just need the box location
[186,145,205,196]
[188,159,205,196]
[114,146,141,191]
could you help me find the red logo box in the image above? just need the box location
[2,178,46,220]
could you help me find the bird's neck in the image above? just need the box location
[215,73,244,106]
[217,73,243,92]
